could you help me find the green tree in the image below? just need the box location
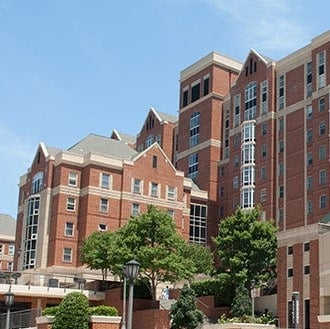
[115,205,208,302]
[52,292,89,329]
[230,280,251,317]
[80,231,119,280]
[170,284,204,329]
[213,207,277,288]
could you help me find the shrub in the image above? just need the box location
[52,292,89,329]
[89,305,118,316]
[42,306,59,316]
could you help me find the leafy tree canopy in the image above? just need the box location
[213,207,277,287]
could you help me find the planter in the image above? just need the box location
[218,324,276,329]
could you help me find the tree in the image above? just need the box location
[170,284,204,329]
[115,205,208,302]
[213,207,277,288]
[230,280,251,317]
[52,292,89,329]
[80,231,119,280]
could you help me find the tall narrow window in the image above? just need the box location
[189,204,207,245]
[65,222,74,236]
[234,94,240,127]
[32,172,44,194]
[182,88,189,107]
[152,155,158,168]
[191,80,200,102]
[244,82,257,120]
[203,75,209,96]
[317,51,325,89]
[261,80,268,114]
[188,153,198,179]
[68,172,78,186]
[189,112,200,147]
[132,178,142,194]
[66,197,76,211]
[132,203,140,216]
[100,173,111,189]
[150,182,159,197]
[63,248,72,262]
[306,61,312,97]
[100,198,109,213]
[278,75,285,110]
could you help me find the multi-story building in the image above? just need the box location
[0,214,16,272]
[10,30,330,328]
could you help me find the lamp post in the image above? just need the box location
[121,265,128,329]
[124,260,140,329]
[4,287,15,329]
[251,279,255,318]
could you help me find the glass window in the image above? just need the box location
[279,140,284,152]
[241,187,254,208]
[65,222,74,236]
[63,248,72,262]
[234,94,240,127]
[304,265,310,275]
[307,200,313,214]
[68,172,78,186]
[234,155,239,167]
[304,242,310,252]
[233,176,239,189]
[167,186,176,200]
[307,153,313,166]
[242,166,255,186]
[306,61,312,97]
[288,246,293,255]
[319,121,326,135]
[167,209,174,218]
[100,173,111,189]
[8,244,15,256]
[132,203,140,217]
[0,244,3,254]
[188,153,198,179]
[66,197,76,211]
[145,135,154,148]
[320,195,327,209]
[262,123,267,135]
[288,268,293,277]
[152,155,158,168]
[307,129,313,143]
[261,144,267,157]
[261,80,268,114]
[98,224,107,231]
[32,171,44,194]
[278,75,285,110]
[203,76,209,96]
[191,82,200,102]
[307,176,313,190]
[244,81,257,120]
[319,145,326,160]
[100,198,109,213]
[189,112,200,147]
[306,105,313,119]
[317,51,325,89]
[150,182,159,197]
[319,170,327,184]
[319,98,325,112]
[278,163,284,177]
[261,166,266,180]
[260,188,266,202]
[279,185,284,198]
[189,204,207,245]
[242,144,255,164]
[279,117,284,132]
[182,88,189,107]
[133,178,142,194]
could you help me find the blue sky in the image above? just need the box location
[0,0,329,218]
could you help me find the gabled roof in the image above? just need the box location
[151,108,178,124]
[68,133,138,160]
[0,214,16,237]
[111,129,136,145]
[244,49,275,66]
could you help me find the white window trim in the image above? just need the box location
[132,178,143,194]
[68,172,78,186]
[63,248,72,263]
[66,197,76,211]
[64,222,74,237]
[167,186,177,200]
[100,173,112,189]
[150,182,160,198]
[100,198,109,213]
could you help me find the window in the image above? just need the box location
[317,50,325,89]
[8,245,15,256]
[304,265,310,275]
[307,153,313,165]
[63,248,72,262]
[189,204,207,244]
[234,135,240,148]
[306,61,312,97]
[244,82,257,120]
[319,170,327,184]
[219,186,224,197]
[100,173,111,189]
[145,135,154,148]
[219,166,224,177]
[320,195,327,209]
[288,246,293,255]
[100,198,109,213]
[191,81,200,102]
[306,105,313,119]
[132,203,140,217]
[279,140,284,153]
[0,244,3,254]
[242,166,255,186]
[66,197,76,211]
[242,122,255,142]
[278,163,284,177]
[307,200,313,214]
[7,262,13,272]
[261,144,267,157]
[262,123,267,135]
[182,88,189,107]
[98,224,107,231]
[133,178,142,194]
[279,185,284,198]
[152,155,158,168]
[203,75,209,96]
[167,209,174,218]
[150,182,159,197]
[234,94,240,127]
[304,242,310,252]
[65,222,74,236]
[137,143,144,152]
[279,117,284,132]
[233,176,239,189]
[288,268,293,277]
[241,187,254,208]
[278,75,285,110]
[319,145,326,160]
[68,172,78,186]
[260,188,266,202]
[261,166,266,180]
[261,80,268,114]
[32,171,43,194]
[189,112,200,147]
[319,121,326,135]
[188,153,198,179]
[242,144,255,164]
[167,186,176,200]
[319,97,325,112]
[307,176,313,190]
[307,129,313,143]
[278,208,284,222]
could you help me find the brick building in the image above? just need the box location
[11,31,330,328]
[0,214,16,272]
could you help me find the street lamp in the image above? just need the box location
[124,260,140,329]
[4,287,15,329]
[121,265,128,329]
[251,279,255,318]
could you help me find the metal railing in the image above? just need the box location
[0,308,41,329]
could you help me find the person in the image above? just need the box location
[163,286,169,300]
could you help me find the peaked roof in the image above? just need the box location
[245,49,275,65]
[68,133,138,160]
[0,214,16,237]
[152,108,178,124]
[111,129,136,145]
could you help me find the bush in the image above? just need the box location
[42,306,59,316]
[218,313,277,325]
[52,292,89,329]
[89,305,118,316]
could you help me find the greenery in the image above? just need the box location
[81,205,214,303]
[218,313,277,325]
[230,281,251,317]
[89,305,118,316]
[42,306,60,316]
[170,284,204,329]
[52,292,89,329]
[213,207,277,288]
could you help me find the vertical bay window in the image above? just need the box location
[317,51,325,89]
[242,166,255,186]
[189,204,207,245]
[278,75,285,110]
[242,144,255,164]
[32,172,43,194]
[188,153,198,179]
[241,187,255,208]
[189,112,200,147]
[261,80,268,114]
[244,82,257,120]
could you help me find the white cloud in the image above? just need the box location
[203,0,308,57]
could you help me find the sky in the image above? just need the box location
[0,0,329,218]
